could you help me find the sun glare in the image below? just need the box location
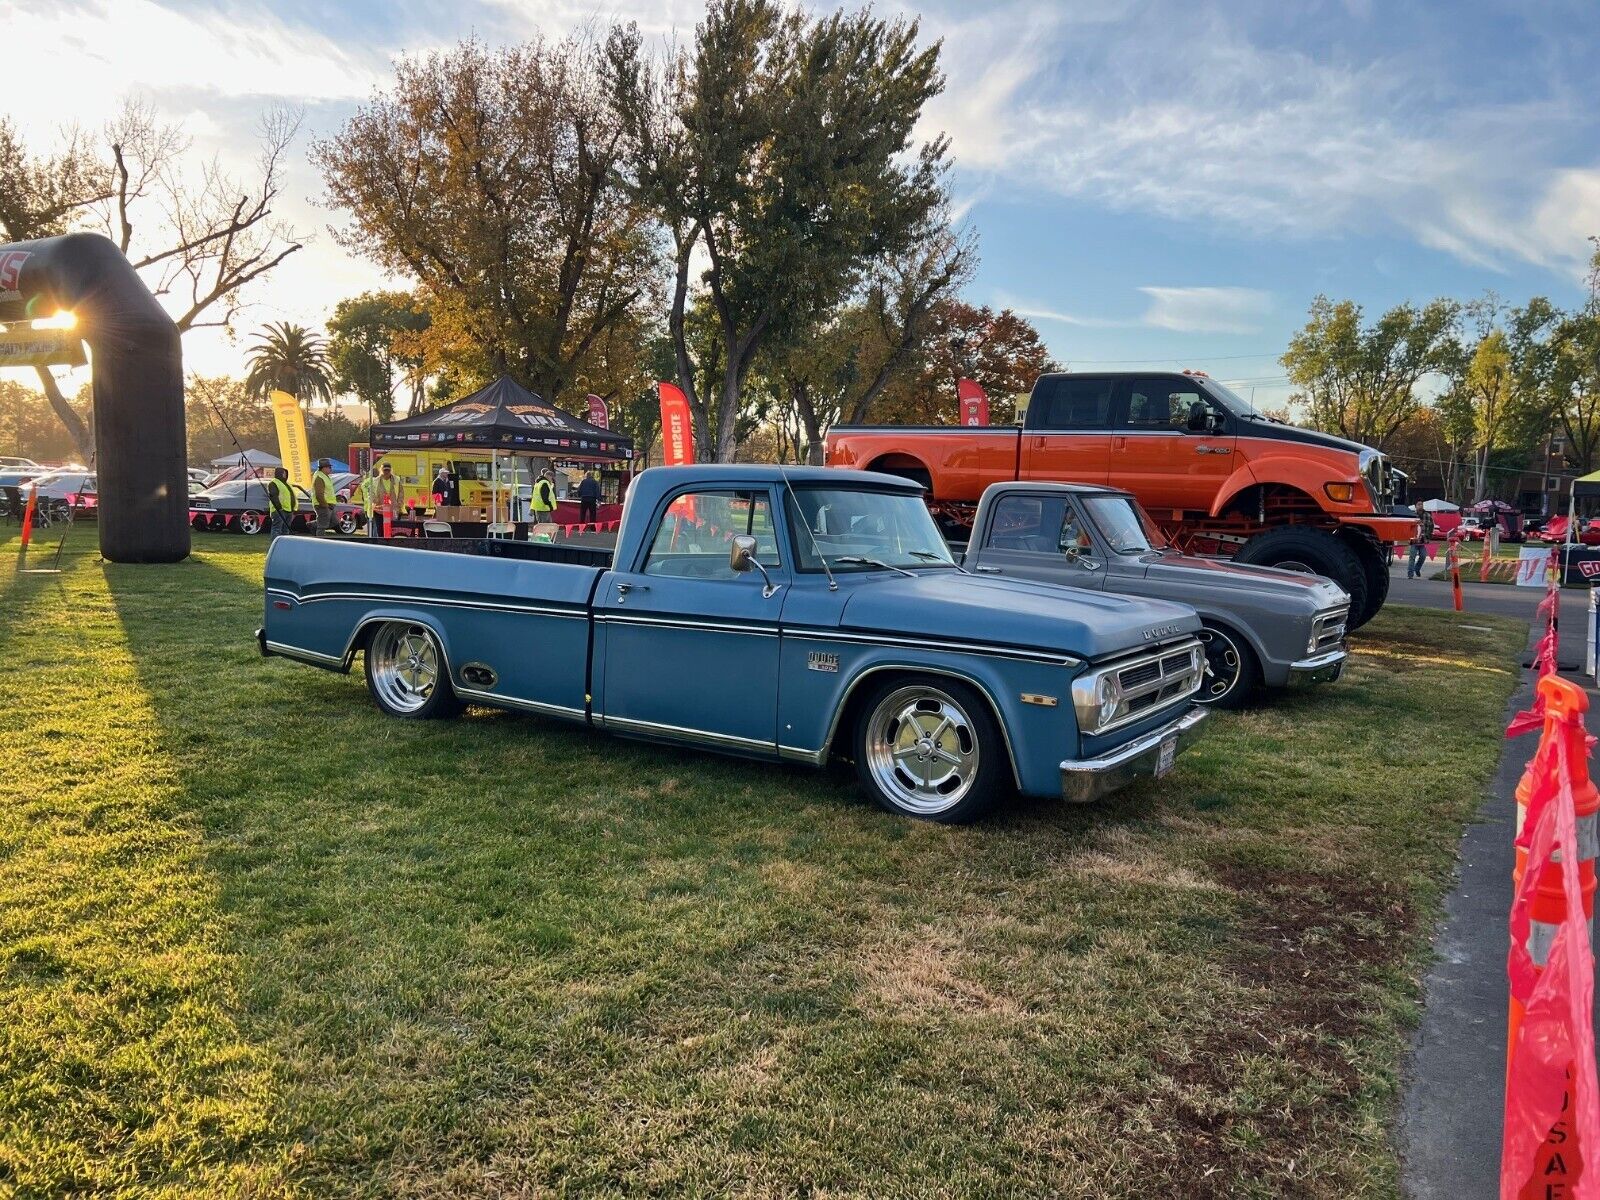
[34,310,77,330]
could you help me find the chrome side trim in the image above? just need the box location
[599,713,776,754]
[784,625,1081,667]
[264,639,345,668]
[454,686,586,721]
[812,662,1023,788]
[596,613,780,638]
[271,587,586,621]
[779,744,826,765]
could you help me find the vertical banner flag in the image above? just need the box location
[269,389,312,489]
[658,382,696,467]
[957,378,990,426]
[586,394,610,430]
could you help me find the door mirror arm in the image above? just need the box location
[729,534,779,598]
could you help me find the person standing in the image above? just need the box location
[530,468,557,522]
[369,461,402,537]
[312,458,336,534]
[1407,509,1434,579]
[576,468,600,524]
[266,467,297,541]
[361,465,388,537]
[432,465,452,511]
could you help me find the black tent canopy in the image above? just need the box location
[370,375,633,461]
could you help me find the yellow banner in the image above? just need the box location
[270,390,312,489]
[0,327,86,369]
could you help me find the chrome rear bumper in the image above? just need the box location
[1286,647,1346,687]
[1060,706,1209,804]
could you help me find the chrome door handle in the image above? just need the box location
[616,582,649,602]
[973,565,1002,574]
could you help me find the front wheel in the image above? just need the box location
[236,509,264,536]
[853,676,1008,823]
[1196,623,1260,708]
[1234,527,1367,629]
[336,510,359,535]
[363,622,463,720]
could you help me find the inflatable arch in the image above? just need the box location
[0,232,188,562]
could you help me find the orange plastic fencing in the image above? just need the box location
[1503,674,1600,1198]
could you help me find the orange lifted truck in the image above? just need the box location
[825,370,1414,628]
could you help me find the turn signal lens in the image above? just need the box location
[1324,482,1356,503]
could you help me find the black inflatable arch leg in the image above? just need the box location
[0,232,188,563]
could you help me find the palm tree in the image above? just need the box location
[243,321,335,408]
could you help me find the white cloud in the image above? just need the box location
[1138,286,1272,335]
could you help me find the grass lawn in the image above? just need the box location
[0,526,1528,1197]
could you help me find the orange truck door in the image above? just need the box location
[1020,375,1115,485]
[1110,376,1236,513]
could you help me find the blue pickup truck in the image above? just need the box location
[259,465,1210,822]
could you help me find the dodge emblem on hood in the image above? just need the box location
[1142,624,1182,641]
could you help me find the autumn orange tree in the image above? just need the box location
[871,301,1058,427]
[315,36,659,411]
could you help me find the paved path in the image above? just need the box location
[1385,561,1589,629]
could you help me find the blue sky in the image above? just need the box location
[6,0,1600,411]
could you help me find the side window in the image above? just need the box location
[986,493,1069,554]
[643,490,781,579]
[1058,501,1092,553]
[1121,379,1207,432]
[1030,377,1114,430]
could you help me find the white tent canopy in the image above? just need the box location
[209,448,281,468]
[1419,498,1459,512]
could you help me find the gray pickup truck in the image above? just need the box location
[963,482,1350,707]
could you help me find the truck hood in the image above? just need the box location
[837,572,1202,662]
[1133,552,1351,610]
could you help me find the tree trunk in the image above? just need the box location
[666,229,711,461]
[793,381,826,465]
[36,367,94,462]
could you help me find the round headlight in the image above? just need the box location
[1098,675,1118,726]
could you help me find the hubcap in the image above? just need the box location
[1197,627,1242,701]
[369,624,439,713]
[865,685,979,815]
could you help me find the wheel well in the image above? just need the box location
[824,665,1020,787]
[865,455,933,492]
[1220,483,1327,525]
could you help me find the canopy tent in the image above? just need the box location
[1466,498,1518,513]
[1419,497,1459,512]
[209,447,280,468]
[1573,469,1600,499]
[369,375,634,524]
[370,376,633,461]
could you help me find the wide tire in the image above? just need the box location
[1196,622,1260,709]
[364,622,464,720]
[1235,527,1366,628]
[852,675,1008,823]
[1348,537,1390,629]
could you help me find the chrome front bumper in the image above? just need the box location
[1060,706,1210,804]
[1286,647,1347,687]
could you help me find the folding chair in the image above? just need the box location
[422,520,454,538]
[486,521,515,540]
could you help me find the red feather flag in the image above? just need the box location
[658,382,696,467]
[957,378,990,426]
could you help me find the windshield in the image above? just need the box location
[1203,378,1268,419]
[787,487,955,572]
[1082,495,1167,554]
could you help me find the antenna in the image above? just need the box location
[778,465,837,591]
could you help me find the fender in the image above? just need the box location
[1209,447,1362,519]
[340,607,457,676]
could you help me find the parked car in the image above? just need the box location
[330,471,363,502]
[825,370,1413,629]
[0,455,39,470]
[260,465,1213,823]
[963,482,1350,707]
[192,479,364,535]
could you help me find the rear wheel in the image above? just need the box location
[364,622,463,719]
[853,676,1008,823]
[1235,527,1367,629]
[237,509,264,536]
[336,510,359,535]
[1348,536,1390,628]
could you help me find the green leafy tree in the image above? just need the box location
[1280,295,1462,451]
[184,375,273,466]
[243,321,334,408]
[327,291,430,424]
[315,36,658,410]
[607,0,950,461]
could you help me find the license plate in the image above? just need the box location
[1155,737,1177,778]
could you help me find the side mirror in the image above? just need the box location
[729,533,778,598]
[1186,401,1212,433]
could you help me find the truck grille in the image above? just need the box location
[1112,639,1204,725]
[1312,608,1348,653]
[1360,450,1395,509]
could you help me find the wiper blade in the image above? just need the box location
[907,549,966,573]
[831,555,917,578]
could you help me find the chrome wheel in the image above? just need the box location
[1198,627,1243,702]
[237,510,264,535]
[368,623,441,714]
[863,684,980,816]
[337,511,358,534]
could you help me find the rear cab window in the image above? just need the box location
[1028,377,1115,430]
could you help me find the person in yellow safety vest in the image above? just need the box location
[266,467,297,540]
[366,461,402,538]
[312,458,336,534]
[360,465,382,536]
[530,468,557,520]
